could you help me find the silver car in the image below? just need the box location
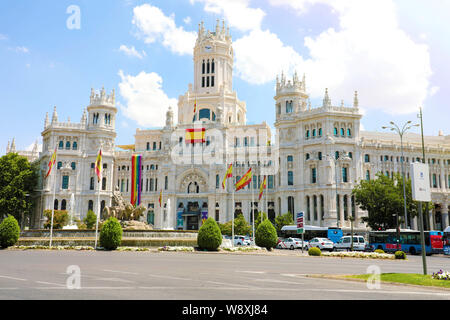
[334,236,368,251]
[307,237,334,251]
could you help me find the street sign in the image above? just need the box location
[296,212,304,234]
[410,162,431,202]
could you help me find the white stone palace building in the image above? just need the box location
[8,21,450,231]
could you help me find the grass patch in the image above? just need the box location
[345,273,450,289]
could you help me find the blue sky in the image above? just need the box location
[1,0,449,154]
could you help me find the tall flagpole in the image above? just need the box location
[251,168,255,245]
[49,151,57,248]
[94,174,101,249]
[265,175,268,222]
[232,177,235,248]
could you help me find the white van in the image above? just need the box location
[334,236,368,251]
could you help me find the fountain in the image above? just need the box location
[165,198,174,230]
[63,193,78,229]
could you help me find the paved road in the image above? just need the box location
[0,250,448,300]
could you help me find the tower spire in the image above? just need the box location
[323,88,331,107]
[353,90,359,108]
[51,106,58,123]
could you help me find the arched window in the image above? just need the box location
[90,177,94,190]
[216,174,220,189]
[312,129,316,137]
[306,130,310,138]
[58,141,64,149]
[88,200,93,211]
[207,60,210,74]
[72,141,77,150]
[71,162,76,170]
[101,200,105,213]
[348,152,353,159]
[343,195,348,220]
[57,161,62,169]
[54,199,58,210]
[61,199,67,211]
[340,128,345,136]
[65,141,71,150]
[305,153,310,160]
[202,60,205,74]
[334,127,338,136]
[318,128,322,136]
[199,108,211,120]
[366,170,370,181]
[211,59,215,73]
[102,177,107,191]
[347,128,352,137]
[313,195,317,220]
[320,195,324,220]
[306,196,310,220]
[335,151,340,160]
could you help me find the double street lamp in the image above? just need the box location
[382,121,419,230]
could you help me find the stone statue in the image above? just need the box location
[102,186,145,221]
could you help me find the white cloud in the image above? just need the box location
[190,0,265,32]
[236,0,433,115]
[119,44,146,59]
[118,70,178,128]
[25,139,42,153]
[9,46,29,53]
[0,34,7,40]
[183,16,192,25]
[132,4,197,55]
[234,29,304,84]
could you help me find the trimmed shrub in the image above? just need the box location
[374,249,385,254]
[0,215,20,248]
[197,217,222,251]
[395,250,407,260]
[84,210,97,229]
[255,219,278,251]
[99,217,122,250]
[308,247,322,256]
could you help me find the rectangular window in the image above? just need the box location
[311,168,317,183]
[288,171,293,186]
[342,167,348,183]
[202,77,205,87]
[268,175,274,189]
[211,76,214,87]
[62,175,69,190]
[165,176,168,190]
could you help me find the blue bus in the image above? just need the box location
[369,229,443,255]
[281,225,343,243]
[444,226,450,256]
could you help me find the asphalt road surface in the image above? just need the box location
[0,250,449,300]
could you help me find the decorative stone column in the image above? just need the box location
[442,204,449,230]
[339,194,344,227]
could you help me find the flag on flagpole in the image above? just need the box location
[130,154,142,206]
[159,190,162,207]
[45,147,57,179]
[185,128,205,143]
[259,175,267,200]
[94,149,102,182]
[194,97,197,114]
[235,168,252,192]
[222,163,233,189]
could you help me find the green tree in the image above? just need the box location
[43,210,69,229]
[255,219,278,250]
[84,210,97,229]
[99,217,122,250]
[254,212,268,232]
[352,173,403,230]
[274,212,294,235]
[217,213,251,236]
[0,153,38,223]
[0,215,20,248]
[197,217,222,250]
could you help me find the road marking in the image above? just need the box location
[0,275,27,281]
[254,278,306,285]
[147,274,191,281]
[94,278,135,283]
[102,269,139,275]
[240,270,266,274]
[35,281,65,287]
[204,280,258,289]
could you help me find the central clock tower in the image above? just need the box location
[193,20,233,94]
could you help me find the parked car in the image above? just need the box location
[334,236,368,251]
[234,235,251,246]
[278,237,308,250]
[307,237,334,251]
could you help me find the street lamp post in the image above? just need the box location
[382,121,419,229]
[326,154,340,228]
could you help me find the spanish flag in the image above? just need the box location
[235,168,252,192]
[45,147,57,179]
[95,149,102,182]
[159,190,162,207]
[185,128,205,144]
[222,163,233,189]
[259,175,267,200]
[194,98,197,114]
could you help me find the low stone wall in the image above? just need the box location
[21,229,198,239]
[18,237,198,247]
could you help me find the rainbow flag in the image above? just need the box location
[45,147,57,179]
[259,176,267,200]
[235,168,252,192]
[185,128,205,144]
[130,154,142,206]
[222,163,233,189]
[95,149,102,182]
